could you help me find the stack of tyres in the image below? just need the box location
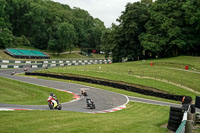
[195,96,200,109]
[167,107,184,132]
[190,104,196,113]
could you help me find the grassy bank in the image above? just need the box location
[0,77,73,105]
[0,50,14,60]
[35,63,199,99]
[151,56,200,70]
[50,52,105,59]
[33,56,200,101]
[0,102,169,133]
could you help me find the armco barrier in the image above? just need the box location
[0,59,111,69]
[25,72,184,101]
[0,59,110,64]
[0,65,23,69]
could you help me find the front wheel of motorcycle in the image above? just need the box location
[58,104,62,110]
[48,102,54,110]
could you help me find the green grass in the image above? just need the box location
[1,56,199,133]
[0,76,73,105]
[0,50,15,60]
[49,52,105,59]
[34,56,200,101]
[49,53,88,59]
[151,56,200,70]
[36,67,199,99]
[0,102,170,133]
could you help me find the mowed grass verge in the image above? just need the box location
[36,56,200,100]
[50,52,105,59]
[0,102,169,133]
[0,76,73,105]
[0,50,14,60]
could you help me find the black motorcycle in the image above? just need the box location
[86,99,95,109]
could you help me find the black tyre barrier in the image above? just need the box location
[168,120,180,128]
[170,106,185,113]
[167,107,184,132]
[168,119,182,125]
[167,124,178,132]
[170,112,183,118]
[25,72,187,102]
[170,111,184,118]
[191,104,196,113]
[169,115,183,121]
[195,96,200,109]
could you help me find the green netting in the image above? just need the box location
[31,50,46,56]
[6,48,48,58]
[176,120,186,133]
[7,49,24,56]
[18,49,36,56]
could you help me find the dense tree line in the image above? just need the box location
[1,0,199,60]
[0,0,106,54]
[101,0,200,62]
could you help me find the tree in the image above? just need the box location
[2,0,107,52]
[0,27,13,48]
[49,22,77,54]
[182,0,200,56]
[111,1,151,62]
[13,35,30,47]
[139,0,186,58]
[88,18,106,50]
[72,8,94,48]
[0,0,13,48]
[101,25,116,59]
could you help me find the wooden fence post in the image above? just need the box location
[186,112,193,133]
[185,120,193,133]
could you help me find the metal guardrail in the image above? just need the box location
[0,59,110,64]
[0,59,112,69]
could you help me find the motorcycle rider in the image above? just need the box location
[80,89,87,97]
[48,92,58,108]
[86,98,95,109]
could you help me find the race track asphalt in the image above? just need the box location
[0,68,128,113]
[0,68,199,113]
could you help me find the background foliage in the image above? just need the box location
[0,0,106,54]
[0,0,199,61]
[101,0,200,62]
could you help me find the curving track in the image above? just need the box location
[0,68,128,113]
[0,68,199,113]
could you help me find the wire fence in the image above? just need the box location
[56,64,198,93]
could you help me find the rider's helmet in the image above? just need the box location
[50,92,54,96]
